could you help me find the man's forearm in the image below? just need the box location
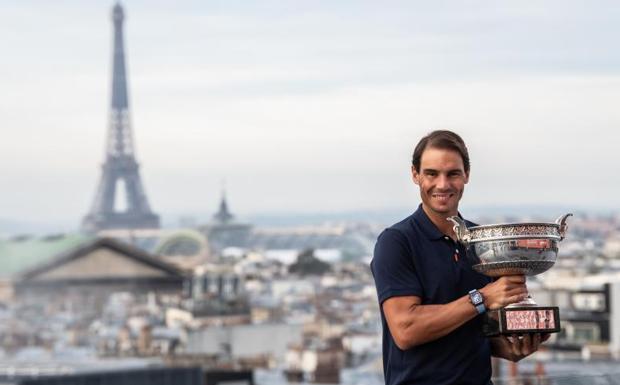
[388,295,478,348]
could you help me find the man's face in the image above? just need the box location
[411,147,469,217]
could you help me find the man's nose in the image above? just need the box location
[436,174,449,189]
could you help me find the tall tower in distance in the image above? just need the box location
[82,3,160,233]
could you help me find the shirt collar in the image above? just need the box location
[412,203,463,241]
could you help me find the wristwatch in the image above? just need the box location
[468,289,486,314]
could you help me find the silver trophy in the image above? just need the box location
[448,214,572,336]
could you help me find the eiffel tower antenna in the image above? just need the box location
[82,3,160,233]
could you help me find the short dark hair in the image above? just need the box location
[412,130,470,173]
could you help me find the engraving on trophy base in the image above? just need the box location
[482,307,560,337]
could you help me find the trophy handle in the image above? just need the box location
[447,216,471,246]
[555,213,573,241]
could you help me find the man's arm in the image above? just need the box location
[383,275,528,350]
[382,294,476,349]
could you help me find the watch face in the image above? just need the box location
[472,292,483,304]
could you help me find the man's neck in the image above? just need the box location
[421,204,458,238]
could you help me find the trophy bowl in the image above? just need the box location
[448,213,572,277]
[447,213,572,336]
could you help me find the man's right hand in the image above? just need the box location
[479,275,528,309]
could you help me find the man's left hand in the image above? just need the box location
[490,333,551,362]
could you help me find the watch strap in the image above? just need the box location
[474,302,485,314]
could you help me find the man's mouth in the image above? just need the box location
[431,192,454,201]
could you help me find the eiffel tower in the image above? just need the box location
[82,3,160,233]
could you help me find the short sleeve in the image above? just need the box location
[370,228,423,305]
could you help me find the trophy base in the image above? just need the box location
[482,306,560,337]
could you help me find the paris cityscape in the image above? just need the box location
[1,2,620,385]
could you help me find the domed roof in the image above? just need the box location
[154,229,208,258]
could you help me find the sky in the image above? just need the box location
[1,0,619,229]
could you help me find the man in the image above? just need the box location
[370,130,547,385]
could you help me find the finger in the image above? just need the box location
[509,295,522,305]
[505,287,528,297]
[505,294,527,306]
[521,334,532,355]
[541,333,551,342]
[497,276,514,285]
[503,283,527,294]
[531,333,541,352]
[499,335,511,344]
[511,334,521,357]
[505,275,526,284]
[497,335,511,350]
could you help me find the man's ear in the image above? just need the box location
[411,166,420,185]
[464,171,470,184]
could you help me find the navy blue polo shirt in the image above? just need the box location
[370,205,493,385]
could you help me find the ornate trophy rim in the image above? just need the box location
[469,222,560,231]
[466,223,562,243]
[448,213,572,245]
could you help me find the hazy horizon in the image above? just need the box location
[1,1,619,227]
[1,202,615,236]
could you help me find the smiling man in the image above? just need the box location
[370,130,547,385]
